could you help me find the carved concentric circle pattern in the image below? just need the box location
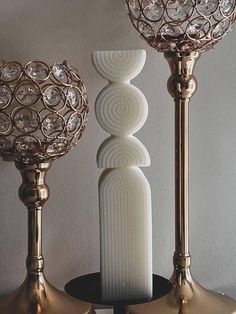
[126,0,236,52]
[0,60,89,163]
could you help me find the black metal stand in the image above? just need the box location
[65,272,172,314]
[113,304,126,314]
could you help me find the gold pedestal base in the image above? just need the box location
[0,273,93,314]
[128,274,236,314]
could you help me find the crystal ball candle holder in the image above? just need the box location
[125,1,236,314]
[0,61,92,314]
[126,0,236,52]
[0,60,88,163]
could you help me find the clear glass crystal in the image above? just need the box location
[220,0,235,15]
[138,21,155,37]
[167,0,194,21]
[213,18,230,37]
[43,114,63,136]
[1,62,21,82]
[46,138,68,155]
[0,113,11,133]
[187,17,210,38]
[68,114,81,133]
[129,0,141,17]
[25,61,49,81]
[178,41,197,52]
[15,135,39,153]
[52,63,69,84]
[14,108,39,133]
[197,0,218,15]
[161,24,182,37]
[15,82,39,105]
[0,85,12,109]
[144,0,164,21]
[66,87,82,109]
[65,61,80,78]
[188,23,202,34]
[0,138,11,151]
[44,86,63,107]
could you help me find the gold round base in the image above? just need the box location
[128,278,236,314]
[0,274,93,314]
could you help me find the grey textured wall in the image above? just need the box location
[0,0,236,299]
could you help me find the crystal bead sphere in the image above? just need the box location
[0,60,88,163]
[126,0,236,52]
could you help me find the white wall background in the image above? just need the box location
[0,0,236,299]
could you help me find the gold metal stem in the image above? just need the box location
[16,162,51,275]
[128,51,236,314]
[27,208,43,273]
[0,162,92,314]
[165,51,199,286]
[174,98,189,258]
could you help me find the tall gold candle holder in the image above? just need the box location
[0,60,92,314]
[125,1,236,313]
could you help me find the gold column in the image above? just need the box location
[0,162,92,314]
[128,51,236,314]
[17,162,50,277]
[166,52,196,302]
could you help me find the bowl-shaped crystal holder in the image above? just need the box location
[0,60,93,314]
[125,1,236,313]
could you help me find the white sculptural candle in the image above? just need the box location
[93,50,152,301]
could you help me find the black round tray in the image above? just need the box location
[65,272,171,308]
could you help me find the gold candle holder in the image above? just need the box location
[125,1,236,313]
[0,60,92,314]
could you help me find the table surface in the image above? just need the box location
[96,310,113,314]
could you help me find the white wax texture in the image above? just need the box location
[95,83,148,136]
[92,50,146,82]
[97,135,150,169]
[93,50,152,301]
[99,168,152,301]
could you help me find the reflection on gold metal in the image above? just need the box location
[0,61,92,313]
[178,296,186,314]
[128,52,236,314]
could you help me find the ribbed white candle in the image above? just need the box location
[93,50,152,301]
